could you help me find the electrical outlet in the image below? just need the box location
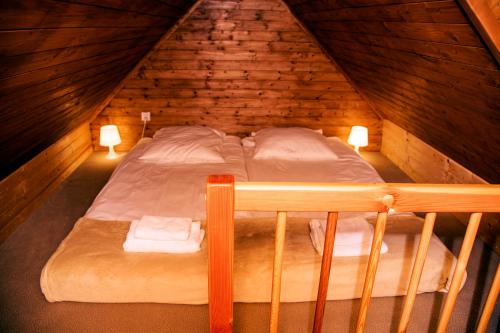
[141,112,151,122]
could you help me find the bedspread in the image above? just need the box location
[41,215,459,304]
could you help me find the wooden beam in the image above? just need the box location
[458,0,500,65]
[355,211,389,332]
[476,263,500,333]
[234,182,500,213]
[437,213,483,333]
[269,211,287,333]
[313,212,339,333]
[206,175,235,333]
[398,212,437,333]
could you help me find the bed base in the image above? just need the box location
[206,175,500,333]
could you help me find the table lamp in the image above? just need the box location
[100,125,121,159]
[347,126,368,153]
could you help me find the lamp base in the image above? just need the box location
[106,145,118,159]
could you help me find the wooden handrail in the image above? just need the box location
[234,182,500,212]
[206,177,500,333]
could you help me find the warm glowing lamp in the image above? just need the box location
[100,125,121,159]
[347,126,368,153]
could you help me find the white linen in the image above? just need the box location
[154,126,225,139]
[140,126,225,164]
[124,221,204,253]
[309,218,389,256]
[242,136,386,220]
[252,127,338,161]
[134,216,192,241]
[245,136,383,183]
[85,136,248,221]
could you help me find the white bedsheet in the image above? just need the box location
[242,137,387,220]
[244,137,384,183]
[85,136,248,221]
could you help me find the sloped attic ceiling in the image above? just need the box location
[0,0,196,179]
[283,0,500,183]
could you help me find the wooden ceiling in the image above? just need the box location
[284,0,500,183]
[0,0,196,179]
[1,0,499,183]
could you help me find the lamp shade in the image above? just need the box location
[347,126,368,147]
[100,125,121,146]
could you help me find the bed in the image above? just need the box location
[41,126,460,304]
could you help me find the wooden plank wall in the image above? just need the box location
[284,0,500,183]
[382,120,499,253]
[0,0,196,180]
[0,122,92,243]
[91,0,382,151]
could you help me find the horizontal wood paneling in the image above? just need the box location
[285,0,500,183]
[0,123,92,243]
[0,0,196,180]
[91,0,381,150]
[381,120,499,253]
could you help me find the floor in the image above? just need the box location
[0,151,498,333]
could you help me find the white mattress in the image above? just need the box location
[242,137,387,219]
[87,136,390,221]
[85,136,248,221]
[244,137,384,183]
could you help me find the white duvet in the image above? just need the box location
[242,137,387,219]
[85,136,248,221]
[87,135,393,223]
[244,137,384,183]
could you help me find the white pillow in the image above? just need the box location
[139,126,225,164]
[253,127,338,161]
[251,128,323,136]
[154,126,225,139]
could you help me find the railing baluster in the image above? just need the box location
[398,212,437,333]
[313,212,339,333]
[437,212,483,333]
[476,263,500,333]
[207,175,235,333]
[270,211,287,333]
[355,211,389,333]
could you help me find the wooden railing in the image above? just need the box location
[206,175,500,333]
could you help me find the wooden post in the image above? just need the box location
[398,212,437,333]
[476,263,500,333]
[437,213,482,333]
[270,211,287,333]
[355,211,389,333]
[207,175,235,333]
[313,212,339,333]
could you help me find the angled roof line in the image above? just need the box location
[87,0,205,123]
[458,0,500,66]
[279,0,383,120]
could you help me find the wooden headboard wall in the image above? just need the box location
[91,0,382,151]
[284,0,500,183]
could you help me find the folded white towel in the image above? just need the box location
[134,215,192,241]
[309,217,388,257]
[124,221,204,253]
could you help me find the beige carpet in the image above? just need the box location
[0,152,498,332]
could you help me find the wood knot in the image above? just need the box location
[381,194,394,209]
